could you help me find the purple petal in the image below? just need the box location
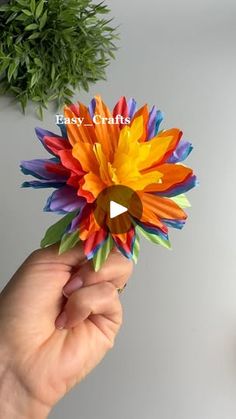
[147,105,157,140]
[127,98,137,119]
[20,159,68,181]
[168,139,193,163]
[69,204,91,232]
[88,98,96,119]
[44,186,86,213]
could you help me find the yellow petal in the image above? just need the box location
[140,129,182,170]
[126,170,163,190]
[93,143,113,185]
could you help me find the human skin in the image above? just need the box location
[0,244,133,419]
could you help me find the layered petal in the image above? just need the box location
[64,102,97,146]
[127,98,137,119]
[140,192,187,221]
[44,136,71,156]
[20,158,68,181]
[35,127,66,155]
[141,128,183,170]
[83,229,108,259]
[147,106,164,140]
[112,228,136,258]
[44,186,86,213]
[168,139,193,163]
[143,163,193,193]
[93,95,120,158]
[113,96,129,127]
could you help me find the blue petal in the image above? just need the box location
[162,219,186,230]
[21,180,65,188]
[154,110,164,135]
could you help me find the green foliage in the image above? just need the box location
[92,234,113,271]
[40,211,78,247]
[59,230,80,254]
[0,0,118,117]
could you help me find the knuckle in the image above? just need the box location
[100,281,117,298]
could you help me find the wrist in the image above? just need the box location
[0,361,50,419]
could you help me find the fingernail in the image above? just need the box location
[63,276,83,298]
[55,311,67,330]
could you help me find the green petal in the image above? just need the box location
[171,194,191,208]
[40,211,77,248]
[132,234,140,264]
[59,231,80,255]
[136,226,171,249]
[92,234,113,272]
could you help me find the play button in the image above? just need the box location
[94,185,143,234]
[110,201,127,219]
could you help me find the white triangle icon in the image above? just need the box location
[110,200,127,219]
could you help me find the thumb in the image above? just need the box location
[55,282,122,344]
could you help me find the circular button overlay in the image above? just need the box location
[94,185,143,234]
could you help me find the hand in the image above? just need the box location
[0,245,132,419]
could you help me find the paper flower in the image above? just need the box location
[21,96,197,270]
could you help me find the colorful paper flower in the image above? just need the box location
[21,96,197,270]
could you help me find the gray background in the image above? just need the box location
[1,0,236,418]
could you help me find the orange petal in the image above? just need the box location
[93,95,120,159]
[144,164,193,192]
[79,212,100,241]
[131,104,149,142]
[140,192,187,220]
[82,172,106,200]
[64,103,96,146]
[72,142,99,173]
[77,179,96,203]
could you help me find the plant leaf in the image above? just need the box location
[35,0,44,19]
[25,23,38,30]
[7,62,18,82]
[36,105,43,120]
[28,32,41,40]
[40,211,77,248]
[30,0,35,14]
[59,231,80,255]
[22,9,32,16]
[39,10,47,30]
